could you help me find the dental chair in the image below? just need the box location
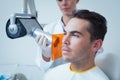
[95,52,120,80]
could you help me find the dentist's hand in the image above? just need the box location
[35,35,51,58]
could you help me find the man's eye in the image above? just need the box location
[73,34,80,38]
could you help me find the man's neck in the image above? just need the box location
[70,61,95,72]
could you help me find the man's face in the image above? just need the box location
[57,0,79,16]
[62,18,94,63]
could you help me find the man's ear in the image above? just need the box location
[92,39,103,52]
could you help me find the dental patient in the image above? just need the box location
[42,9,110,80]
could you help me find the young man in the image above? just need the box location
[42,10,109,80]
[35,0,79,71]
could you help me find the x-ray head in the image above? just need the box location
[6,17,43,39]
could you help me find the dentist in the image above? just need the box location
[35,0,79,72]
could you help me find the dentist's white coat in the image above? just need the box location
[35,17,67,72]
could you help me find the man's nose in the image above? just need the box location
[62,34,70,45]
[61,0,67,5]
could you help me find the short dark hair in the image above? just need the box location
[73,10,107,41]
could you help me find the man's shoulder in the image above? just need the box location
[88,66,110,80]
[51,63,69,71]
[46,63,70,74]
[43,63,70,80]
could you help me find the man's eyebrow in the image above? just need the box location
[64,30,82,35]
[70,31,82,35]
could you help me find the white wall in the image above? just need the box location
[0,0,120,66]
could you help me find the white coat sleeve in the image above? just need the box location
[35,22,57,72]
[35,45,53,72]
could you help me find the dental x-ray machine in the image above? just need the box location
[6,0,55,45]
[6,0,63,61]
[5,0,58,80]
